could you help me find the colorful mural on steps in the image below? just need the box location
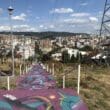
[0,63,88,110]
[0,89,87,110]
[17,64,56,90]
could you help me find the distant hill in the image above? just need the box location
[0,31,90,39]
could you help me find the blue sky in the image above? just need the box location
[0,0,106,33]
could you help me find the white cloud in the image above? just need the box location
[64,18,87,24]
[50,8,74,14]
[13,24,36,32]
[49,24,55,29]
[0,26,10,31]
[71,13,90,17]
[39,25,44,28]
[80,3,88,6]
[39,24,55,31]
[0,24,37,32]
[12,13,26,21]
[13,25,29,29]
[93,25,100,30]
[106,12,110,16]
[89,17,98,22]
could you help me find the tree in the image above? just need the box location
[62,40,67,45]
[81,55,92,64]
[6,50,12,58]
[70,54,77,63]
[41,54,51,62]
[79,45,93,51]
[62,51,70,63]
[35,41,40,54]
[28,56,34,64]
[76,52,83,63]
[34,41,43,61]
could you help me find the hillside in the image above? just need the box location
[0,31,90,38]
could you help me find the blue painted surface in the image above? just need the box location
[59,93,80,110]
[0,101,12,110]
[26,101,44,108]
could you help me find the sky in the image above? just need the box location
[0,0,107,33]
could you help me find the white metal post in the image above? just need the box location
[7,76,10,91]
[63,74,65,89]
[77,64,81,94]
[52,63,55,76]
[20,64,22,76]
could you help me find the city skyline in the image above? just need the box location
[0,0,106,33]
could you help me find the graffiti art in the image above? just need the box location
[17,64,56,90]
[0,63,88,110]
[0,89,88,110]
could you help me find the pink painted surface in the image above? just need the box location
[0,63,88,110]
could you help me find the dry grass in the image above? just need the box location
[0,62,110,110]
[53,63,110,110]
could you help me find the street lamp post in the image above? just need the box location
[8,6,15,76]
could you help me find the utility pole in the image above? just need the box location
[8,6,15,76]
[100,0,110,66]
[100,0,110,37]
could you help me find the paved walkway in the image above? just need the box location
[0,63,88,110]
